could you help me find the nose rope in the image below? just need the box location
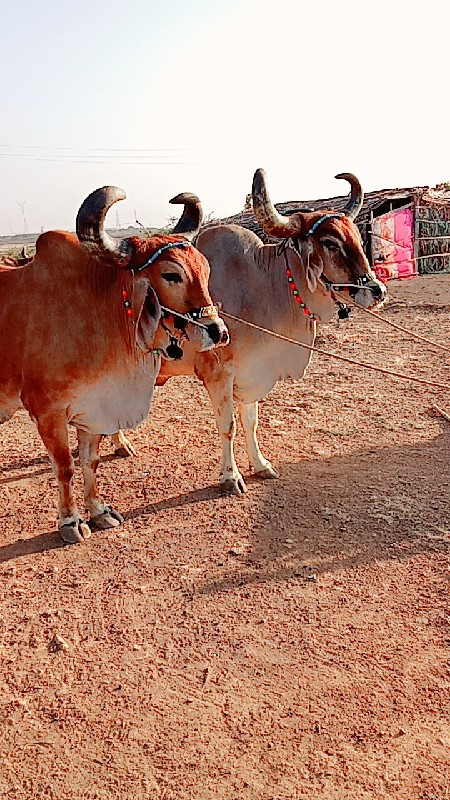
[321,275,374,293]
[159,305,211,330]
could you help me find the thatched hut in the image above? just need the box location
[217,182,450,281]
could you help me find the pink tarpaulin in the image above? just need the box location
[372,207,416,282]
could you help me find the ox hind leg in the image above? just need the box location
[77,430,124,529]
[238,401,279,480]
[0,410,17,425]
[109,430,137,458]
[0,397,22,425]
[204,372,247,496]
[34,412,91,544]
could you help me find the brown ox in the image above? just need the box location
[113,170,387,493]
[0,186,228,542]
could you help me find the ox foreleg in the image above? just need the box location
[238,401,279,480]
[206,375,247,495]
[35,413,91,544]
[77,430,124,530]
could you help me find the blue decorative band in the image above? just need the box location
[305,213,343,238]
[136,241,192,272]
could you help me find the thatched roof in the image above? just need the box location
[212,184,450,245]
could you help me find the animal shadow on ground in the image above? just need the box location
[1,429,448,571]
[198,427,450,594]
[0,467,52,486]
[0,450,123,487]
[0,482,225,564]
[0,454,49,472]
[125,484,227,520]
[0,531,65,562]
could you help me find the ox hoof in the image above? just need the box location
[255,464,279,480]
[114,446,134,458]
[221,476,248,496]
[60,517,92,544]
[91,505,124,530]
[110,433,137,458]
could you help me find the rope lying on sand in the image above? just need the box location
[432,404,450,422]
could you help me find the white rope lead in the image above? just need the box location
[331,291,450,356]
[220,311,450,392]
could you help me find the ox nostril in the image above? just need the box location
[221,329,230,345]
[206,322,221,344]
[372,283,384,299]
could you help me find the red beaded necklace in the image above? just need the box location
[284,263,317,321]
[122,271,133,318]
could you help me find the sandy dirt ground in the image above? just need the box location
[0,275,449,800]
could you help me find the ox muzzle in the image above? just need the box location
[323,275,387,309]
[159,305,229,360]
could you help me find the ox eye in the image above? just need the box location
[321,238,341,252]
[162,272,182,283]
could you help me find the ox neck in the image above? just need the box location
[71,258,142,362]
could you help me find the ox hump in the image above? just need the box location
[199,223,263,252]
[35,230,84,260]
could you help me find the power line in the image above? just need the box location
[0,143,203,152]
[0,154,202,165]
[0,144,230,165]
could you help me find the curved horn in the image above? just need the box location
[76,186,133,261]
[170,192,203,241]
[335,173,363,221]
[252,169,300,238]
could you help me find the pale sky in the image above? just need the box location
[1,0,449,235]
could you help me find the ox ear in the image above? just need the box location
[132,277,161,352]
[305,259,323,293]
[297,240,324,293]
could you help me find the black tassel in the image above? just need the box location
[337,304,351,321]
